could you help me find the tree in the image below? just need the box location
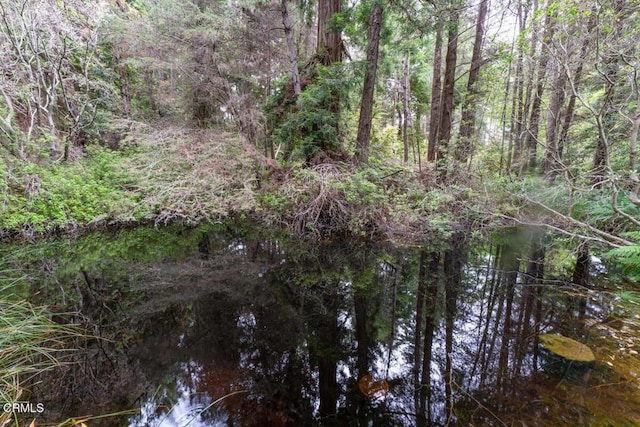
[355,4,384,164]
[436,4,460,179]
[281,0,302,100]
[427,23,443,163]
[522,3,555,173]
[402,51,411,164]
[317,0,343,65]
[456,0,488,165]
[0,0,106,161]
[507,0,530,172]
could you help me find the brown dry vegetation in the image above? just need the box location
[255,160,488,242]
[121,122,258,224]
[115,119,490,243]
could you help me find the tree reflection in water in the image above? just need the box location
[6,224,640,425]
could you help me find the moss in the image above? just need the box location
[539,333,595,363]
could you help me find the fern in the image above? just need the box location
[621,230,640,240]
[606,231,640,279]
[607,245,640,258]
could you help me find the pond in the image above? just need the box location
[2,223,640,426]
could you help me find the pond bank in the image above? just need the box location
[1,126,504,243]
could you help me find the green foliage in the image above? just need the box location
[1,148,136,233]
[265,64,356,161]
[606,231,640,281]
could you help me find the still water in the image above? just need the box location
[2,223,640,426]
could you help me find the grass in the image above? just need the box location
[0,283,82,427]
[123,123,258,224]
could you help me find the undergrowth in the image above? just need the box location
[122,124,257,224]
[1,122,258,238]
[1,148,136,235]
[257,162,486,242]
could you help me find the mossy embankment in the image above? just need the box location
[1,124,505,243]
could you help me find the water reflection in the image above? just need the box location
[2,224,640,425]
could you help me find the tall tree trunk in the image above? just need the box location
[427,24,443,162]
[403,51,411,164]
[436,8,460,180]
[510,3,528,171]
[558,37,589,160]
[630,90,640,174]
[543,63,566,179]
[314,0,343,156]
[629,93,640,207]
[355,4,383,164]
[522,7,554,173]
[514,0,539,172]
[281,0,301,98]
[457,0,488,164]
[592,63,617,187]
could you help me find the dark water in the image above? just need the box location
[2,223,640,426]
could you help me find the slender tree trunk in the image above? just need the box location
[558,38,589,160]
[355,4,383,163]
[500,66,513,173]
[513,0,539,169]
[509,3,528,171]
[427,24,443,162]
[592,63,617,187]
[457,0,488,164]
[628,93,640,208]
[281,0,301,98]
[436,8,460,180]
[556,5,597,162]
[543,63,567,179]
[403,51,410,164]
[523,7,554,173]
[630,91,640,174]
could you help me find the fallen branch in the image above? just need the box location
[520,196,634,248]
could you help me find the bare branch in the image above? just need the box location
[522,195,634,247]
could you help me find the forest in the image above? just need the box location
[1,0,640,424]
[1,0,639,270]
